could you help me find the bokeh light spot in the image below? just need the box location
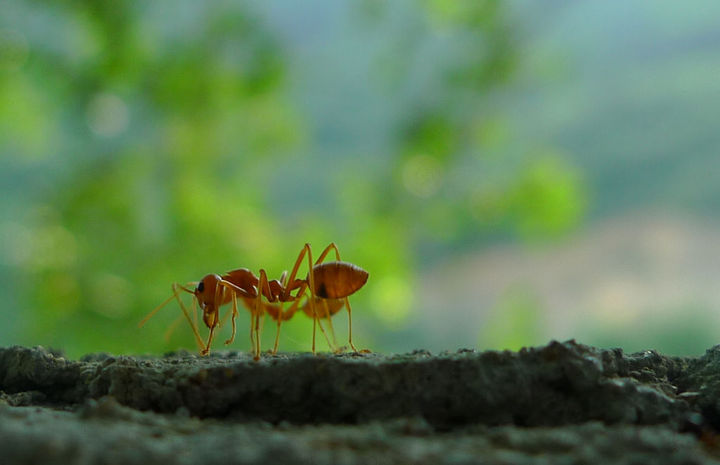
[86,93,130,137]
[5,220,78,273]
[370,275,412,325]
[401,155,443,198]
[90,273,132,319]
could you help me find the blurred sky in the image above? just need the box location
[3,1,720,356]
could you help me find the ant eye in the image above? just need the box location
[197,281,204,293]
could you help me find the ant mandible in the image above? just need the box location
[139,243,369,360]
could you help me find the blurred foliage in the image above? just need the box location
[479,286,544,351]
[0,0,586,357]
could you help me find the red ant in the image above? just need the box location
[139,243,369,360]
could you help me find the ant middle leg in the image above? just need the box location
[252,269,274,360]
[223,288,239,346]
[272,304,283,354]
[282,244,333,355]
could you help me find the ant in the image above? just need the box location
[139,243,369,360]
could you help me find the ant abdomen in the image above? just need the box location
[311,261,369,299]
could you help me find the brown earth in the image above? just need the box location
[1,340,720,464]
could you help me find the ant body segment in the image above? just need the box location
[139,243,369,360]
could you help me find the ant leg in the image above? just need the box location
[302,244,342,353]
[272,304,283,354]
[315,242,341,264]
[138,293,175,328]
[250,312,255,348]
[216,281,239,344]
[313,298,338,352]
[255,310,261,360]
[163,314,184,342]
[314,244,352,352]
[254,270,271,361]
[223,285,239,345]
[231,291,239,344]
[247,311,254,356]
[281,246,309,299]
[345,297,358,352]
[202,323,217,356]
[323,302,340,351]
[282,244,333,354]
[201,280,226,356]
[218,308,231,328]
[217,284,236,331]
[283,293,303,321]
[300,242,337,354]
[304,245,320,354]
[252,302,259,361]
[273,296,300,354]
[172,283,205,351]
[260,311,268,354]
[323,299,340,352]
[281,244,318,353]
[308,305,337,354]
[139,282,202,349]
[192,297,199,331]
[229,293,260,352]
[244,297,257,353]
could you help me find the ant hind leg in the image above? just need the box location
[344,297,359,353]
[313,244,357,353]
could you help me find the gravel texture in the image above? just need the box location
[1,340,720,464]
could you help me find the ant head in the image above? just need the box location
[194,274,223,329]
[194,274,221,310]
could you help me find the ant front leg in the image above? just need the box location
[201,318,218,356]
[173,283,206,351]
[200,281,225,356]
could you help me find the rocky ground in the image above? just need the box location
[2,340,720,464]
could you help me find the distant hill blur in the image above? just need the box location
[407,214,720,356]
[505,0,720,218]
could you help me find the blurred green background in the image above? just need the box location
[2,1,720,357]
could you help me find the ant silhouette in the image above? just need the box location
[139,243,368,360]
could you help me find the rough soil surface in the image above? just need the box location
[2,340,720,464]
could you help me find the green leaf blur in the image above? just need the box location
[1,1,587,358]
